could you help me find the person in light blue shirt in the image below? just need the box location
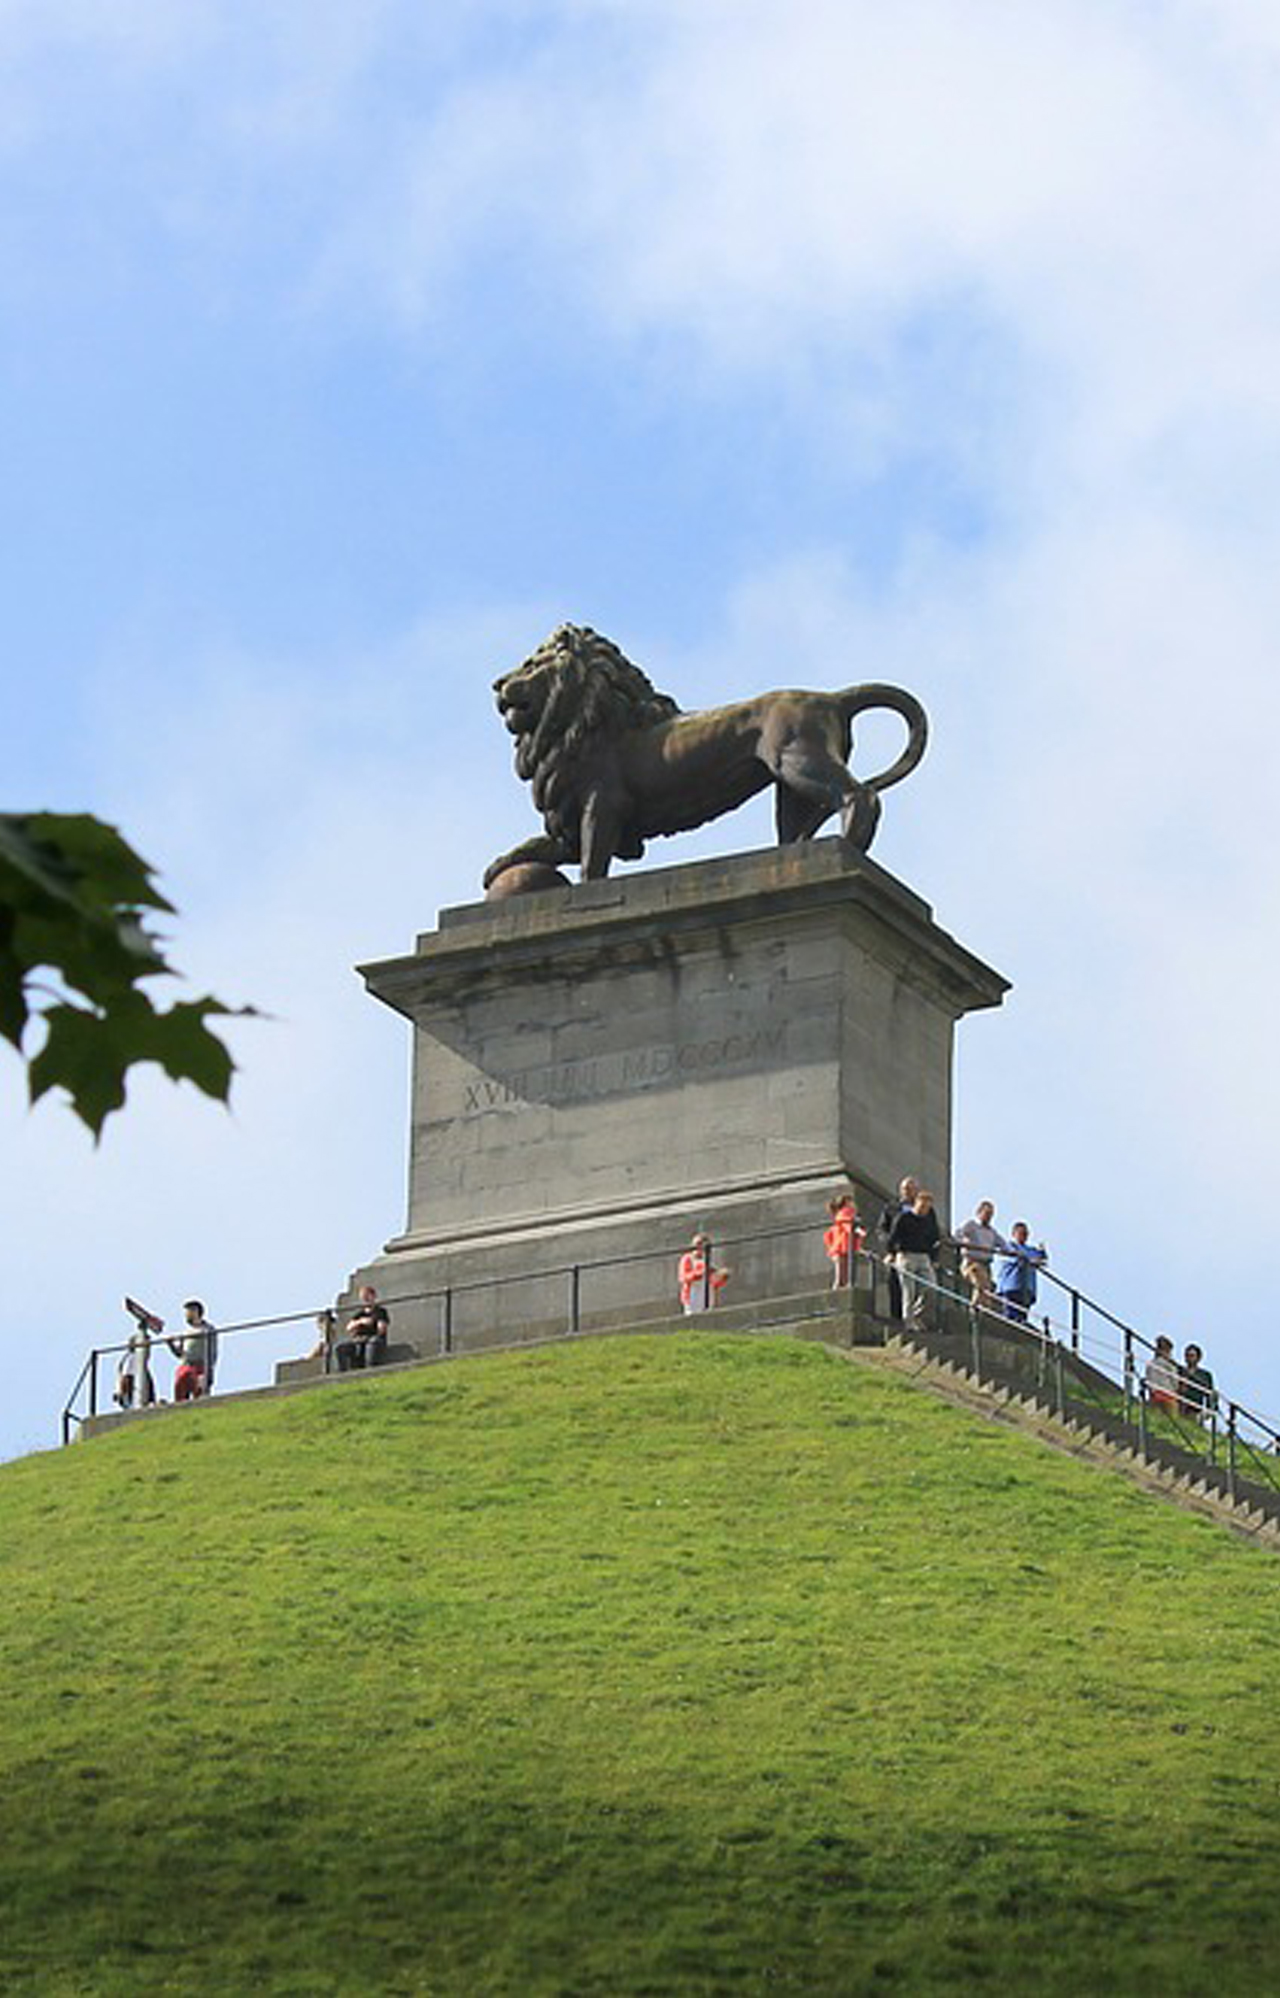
[994,1222,1047,1324]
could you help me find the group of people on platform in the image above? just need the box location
[113,1298,219,1408]
[310,1286,393,1373]
[677,1178,1217,1427]
[676,1179,1048,1327]
[837,1177,1049,1329]
[113,1284,394,1409]
[116,1193,1214,1432]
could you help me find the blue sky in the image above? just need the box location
[4,0,1280,1460]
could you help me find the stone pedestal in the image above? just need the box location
[344,839,1007,1356]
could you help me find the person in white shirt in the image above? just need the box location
[953,1200,1007,1312]
[1144,1335,1180,1413]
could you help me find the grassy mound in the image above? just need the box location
[2,1333,1277,1994]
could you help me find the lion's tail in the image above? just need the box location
[835,684,929,793]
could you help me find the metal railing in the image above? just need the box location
[60,1303,337,1445]
[61,1220,1280,1516]
[61,1215,845,1443]
[891,1253,1280,1508]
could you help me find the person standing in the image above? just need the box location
[115,1325,157,1408]
[678,1234,730,1315]
[878,1175,919,1318]
[953,1200,1007,1312]
[886,1188,941,1326]
[994,1223,1047,1325]
[170,1299,219,1401]
[823,1191,865,1290]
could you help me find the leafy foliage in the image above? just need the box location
[0,811,243,1134]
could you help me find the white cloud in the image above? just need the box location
[6,0,1280,1450]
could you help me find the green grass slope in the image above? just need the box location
[2,1334,1278,1996]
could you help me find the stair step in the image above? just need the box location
[866,1318,1279,1548]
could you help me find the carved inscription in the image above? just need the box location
[460,1024,784,1116]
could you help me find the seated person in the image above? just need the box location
[1180,1343,1218,1422]
[335,1286,391,1371]
[305,1310,338,1371]
[1144,1334,1180,1414]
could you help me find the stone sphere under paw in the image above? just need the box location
[484,861,572,900]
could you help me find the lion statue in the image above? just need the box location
[483,623,928,890]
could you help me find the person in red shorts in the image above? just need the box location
[170,1299,218,1401]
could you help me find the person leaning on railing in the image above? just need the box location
[953,1199,1008,1311]
[993,1223,1047,1325]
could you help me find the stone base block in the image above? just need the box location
[342,838,1007,1357]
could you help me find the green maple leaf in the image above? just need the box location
[0,812,252,1135]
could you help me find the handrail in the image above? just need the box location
[60,1217,1280,1497]
[885,1252,1280,1497]
[59,1351,95,1447]
[1039,1264,1144,1344]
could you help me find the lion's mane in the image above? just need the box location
[503,624,680,850]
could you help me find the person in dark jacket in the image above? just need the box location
[878,1175,919,1318]
[335,1285,391,1371]
[886,1188,941,1325]
[1180,1344,1218,1422]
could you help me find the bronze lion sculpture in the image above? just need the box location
[484,623,928,888]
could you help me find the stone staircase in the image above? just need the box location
[872,1308,1280,1545]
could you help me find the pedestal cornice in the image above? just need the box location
[359,838,1008,1023]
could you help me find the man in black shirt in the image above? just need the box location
[886,1188,942,1327]
[335,1285,391,1371]
[878,1175,918,1319]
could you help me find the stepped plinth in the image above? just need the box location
[340,839,1008,1355]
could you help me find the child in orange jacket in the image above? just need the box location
[823,1192,865,1290]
